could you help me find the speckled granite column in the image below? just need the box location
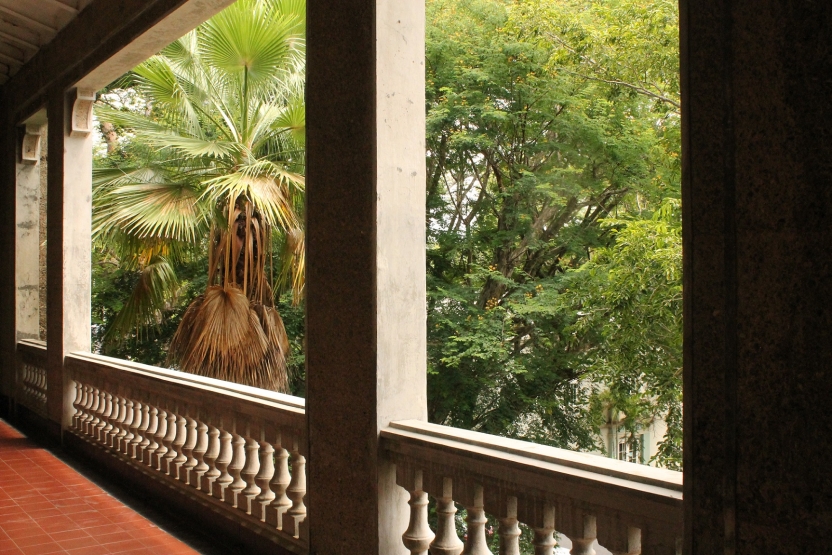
[682,1,832,552]
[306,0,426,554]
[0,96,16,415]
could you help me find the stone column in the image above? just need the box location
[16,123,44,342]
[0,101,16,412]
[683,1,832,553]
[306,0,426,553]
[45,88,92,437]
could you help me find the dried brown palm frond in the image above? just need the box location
[168,284,289,392]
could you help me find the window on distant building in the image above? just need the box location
[617,434,643,463]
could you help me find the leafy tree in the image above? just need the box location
[93,0,306,391]
[559,200,683,468]
[424,0,679,453]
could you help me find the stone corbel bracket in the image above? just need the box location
[70,88,96,138]
[20,125,43,165]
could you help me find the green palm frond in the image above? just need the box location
[94,180,208,242]
[96,105,174,136]
[200,0,291,88]
[161,31,199,75]
[149,134,243,160]
[103,256,180,341]
[133,56,204,138]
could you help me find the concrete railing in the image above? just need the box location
[16,339,48,417]
[382,420,683,555]
[51,347,682,555]
[64,351,308,554]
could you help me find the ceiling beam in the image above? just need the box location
[0,5,58,35]
[0,29,39,51]
[40,0,80,16]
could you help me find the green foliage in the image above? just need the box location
[91,0,683,457]
[424,0,681,458]
[92,0,306,391]
[559,200,683,468]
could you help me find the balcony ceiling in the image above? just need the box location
[0,0,91,85]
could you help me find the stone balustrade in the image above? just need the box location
[382,420,683,555]
[19,343,684,555]
[16,339,48,417]
[63,351,308,553]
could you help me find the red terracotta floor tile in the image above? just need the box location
[57,535,99,550]
[0,420,200,555]
[19,543,66,555]
[12,533,54,548]
[47,529,90,543]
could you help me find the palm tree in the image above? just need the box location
[93,0,306,392]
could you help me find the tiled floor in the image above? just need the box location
[0,419,201,555]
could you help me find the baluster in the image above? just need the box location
[402,469,434,555]
[284,436,307,539]
[240,423,261,515]
[191,417,209,488]
[569,515,596,555]
[31,368,39,406]
[608,527,640,555]
[143,401,160,466]
[106,393,123,448]
[128,398,145,458]
[201,419,221,492]
[93,387,109,438]
[71,381,85,430]
[39,369,47,404]
[85,387,101,437]
[119,398,135,453]
[254,427,275,522]
[227,427,247,509]
[531,505,556,555]
[180,411,198,483]
[267,432,292,529]
[136,400,152,460]
[462,485,492,555]
[36,368,46,405]
[430,477,464,555]
[498,497,520,555]
[152,405,169,470]
[172,410,188,478]
[162,407,179,475]
[97,392,114,444]
[212,426,234,502]
[20,365,29,403]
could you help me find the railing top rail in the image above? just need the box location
[383,419,683,527]
[66,352,305,428]
[69,351,304,408]
[17,339,47,356]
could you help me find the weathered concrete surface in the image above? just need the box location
[305,0,426,553]
[16,125,44,342]
[682,0,832,552]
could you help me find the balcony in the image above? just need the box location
[8,339,682,555]
[1,0,829,553]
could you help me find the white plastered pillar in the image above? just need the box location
[45,88,92,435]
[15,123,44,342]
